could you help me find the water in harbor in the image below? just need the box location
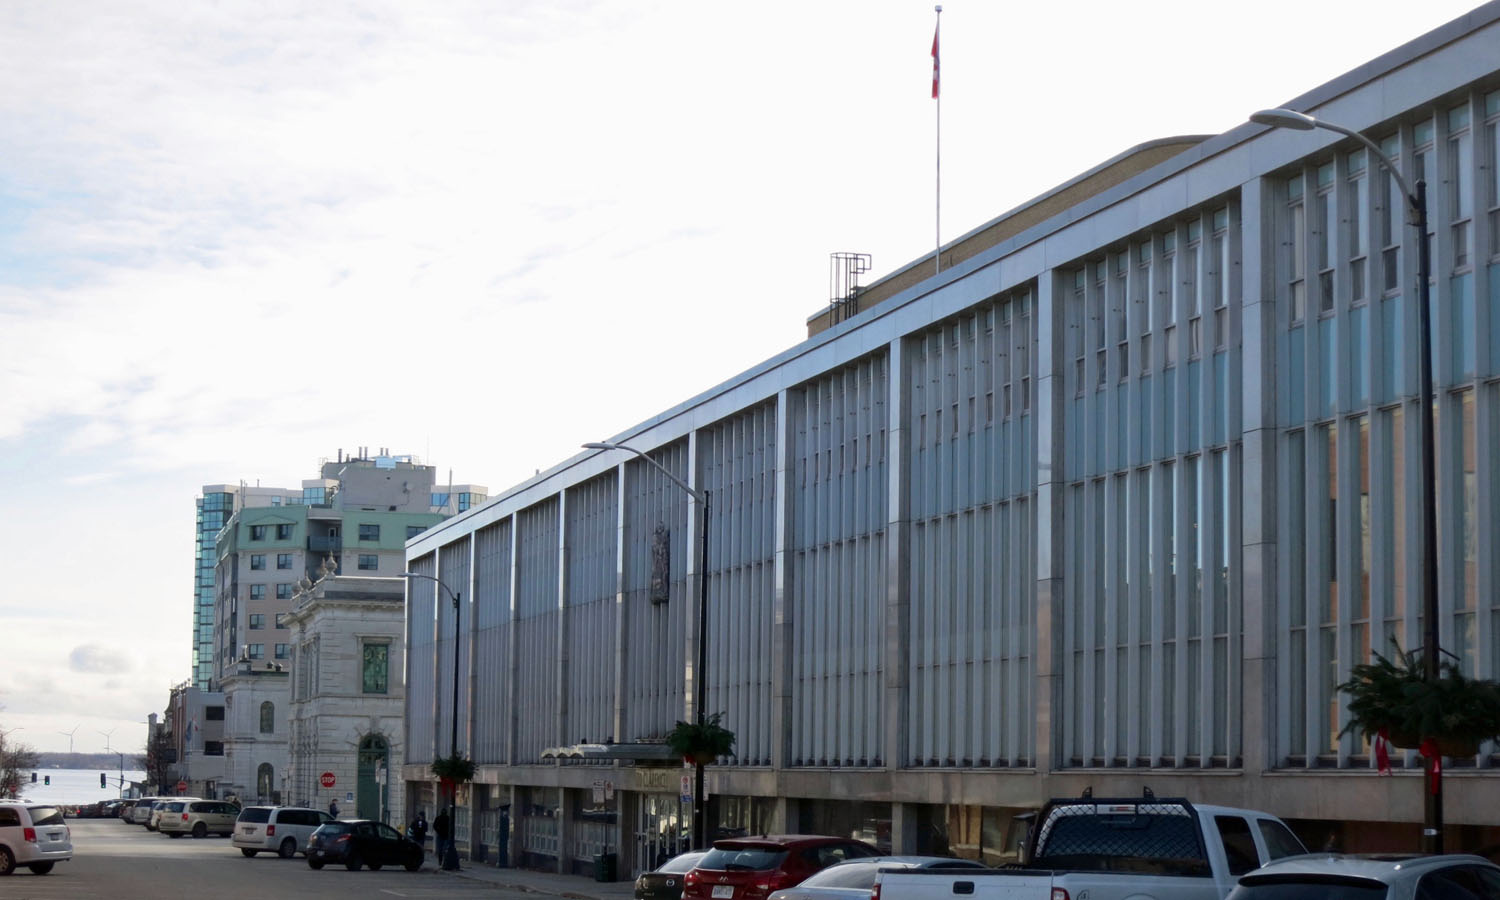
[11,767,148,806]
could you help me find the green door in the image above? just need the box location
[357,735,388,820]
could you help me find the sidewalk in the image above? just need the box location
[438,858,638,900]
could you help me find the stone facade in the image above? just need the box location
[285,574,407,824]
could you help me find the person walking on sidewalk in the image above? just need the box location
[433,808,453,862]
[328,799,340,819]
[409,810,428,851]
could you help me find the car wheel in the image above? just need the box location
[192,822,207,839]
[368,861,383,871]
[0,846,15,876]
[168,832,182,838]
[241,848,257,857]
[278,837,297,859]
[27,862,54,875]
[404,856,422,872]
[308,859,325,870]
[345,852,362,872]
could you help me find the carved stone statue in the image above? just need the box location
[650,522,670,604]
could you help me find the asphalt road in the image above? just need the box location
[3,819,513,900]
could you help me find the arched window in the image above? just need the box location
[256,763,274,800]
[259,701,275,734]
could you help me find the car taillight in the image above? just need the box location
[265,824,276,836]
[336,834,350,844]
[1051,889,1070,900]
[22,827,36,842]
[755,871,795,893]
[684,870,701,888]
[871,882,881,900]
[183,813,190,820]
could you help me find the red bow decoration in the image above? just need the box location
[1375,728,1392,775]
[1419,738,1443,795]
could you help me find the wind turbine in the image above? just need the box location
[97,727,115,753]
[58,725,79,755]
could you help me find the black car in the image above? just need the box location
[636,850,709,900]
[305,820,423,871]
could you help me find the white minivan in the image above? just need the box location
[232,806,334,858]
[0,801,73,876]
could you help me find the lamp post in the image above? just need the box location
[1251,108,1440,853]
[404,570,463,870]
[583,441,713,851]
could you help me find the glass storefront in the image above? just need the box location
[797,800,891,853]
[913,804,1034,866]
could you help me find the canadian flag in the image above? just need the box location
[931,27,940,99]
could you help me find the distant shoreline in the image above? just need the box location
[35,752,147,770]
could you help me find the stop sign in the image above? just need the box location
[176,780,187,793]
[320,771,336,788]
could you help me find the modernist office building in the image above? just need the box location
[403,4,1500,875]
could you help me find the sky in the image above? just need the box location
[0,0,1488,755]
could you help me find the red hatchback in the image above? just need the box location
[683,836,882,900]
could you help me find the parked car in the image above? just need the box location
[637,850,710,900]
[681,835,882,900]
[0,801,73,876]
[232,806,335,858]
[148,798,200,831]
[158,800,240,838]
[127,797,166,826]
[771,857,989,900]
[305,819,423,871]
[1228,853,1500,900]
[117,800,138,820]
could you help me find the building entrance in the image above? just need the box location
[633,792,690,877]
[357,734,388,820]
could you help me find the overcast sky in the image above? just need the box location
[0,0,1486,755]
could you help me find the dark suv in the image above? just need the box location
[306,819,423,871]
[682,836,881,900]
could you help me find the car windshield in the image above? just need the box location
[238,807,272,823]
[27,806,65,826]
[659,852,708,874]
[698,847,790,871]
[316,822,353,835]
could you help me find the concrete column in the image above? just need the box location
[883,338,911,771]
[890,802,921,854]
[1033,272,1065,775]
[771,390,794,769]
[1239,177,1277,775]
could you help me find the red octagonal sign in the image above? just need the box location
[320,771,336,788]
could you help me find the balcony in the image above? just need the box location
[307,536,342,553]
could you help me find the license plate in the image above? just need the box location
[244,827,256,834]
[712,887,735,898]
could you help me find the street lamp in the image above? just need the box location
[1251,107,1441,852]
[583,441,713,851]
[404,570,463,871]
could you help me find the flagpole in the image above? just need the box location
[933,5,942,275]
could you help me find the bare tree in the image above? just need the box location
[0,726,40,799]
[143,729,174,794]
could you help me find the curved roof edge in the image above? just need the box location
[806,134,1213,336]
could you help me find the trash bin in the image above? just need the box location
[594,852,617,882]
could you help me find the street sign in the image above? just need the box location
[176,780,187,793]
[320,771,336,788]
[680,775,692,804]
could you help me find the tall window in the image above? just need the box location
[1314,162,1336,314]
[276,553,293,570]
[1287,175,1307,322]
[249,584,265,601]
[1448,104,1473,272]
[362,642,389,694]
[1347,150,1369,304]
[358,554,379,571]
[250,525,267,541]
[250,554,265,570]
[276,523,294,540]
[259,702,275,734]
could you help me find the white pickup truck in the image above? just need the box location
[877,792,1307,900]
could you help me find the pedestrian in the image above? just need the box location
[433,808,453,862]
[409,810,429,850]
[329,799,340,819]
